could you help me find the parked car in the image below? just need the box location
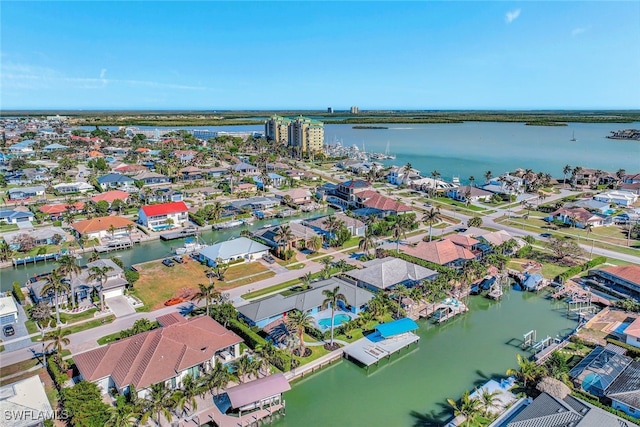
[262,254,276,264]
[173,256,184,264]
[424,202,432,207]
[455,227,467,233]
[3,325,15,337]
[162,258,175,267]
[164,297,184,306]
[540,233,552,238]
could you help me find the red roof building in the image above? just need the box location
[138,201,189,230]
[91,190,130,205]
[356,190,413,215]
[39,202,85,216]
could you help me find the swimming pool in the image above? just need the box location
[317,313,351,329]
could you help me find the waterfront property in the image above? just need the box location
[343,318,420,367]
[546,206,608,228]
[273,188,313,205]
[446,185,494,203]
[401,239,476,268]
[138,201,189,230]
[198,237,270,266]
[468,377,517,415]
[237,277,373,329]
[216,373,291,417]
[353,190,414,217]
[0,375,54,427]
[73,313,243,398]
[71,216,136,241]
[605,361,640,419]
[251,222,319,250]
[568,344,632,397]
[587,265,640,300]
[38,201,84,219]
[3,226,67,250]
[91,190,130,206]
[593,190,639,207]
[343,257,437,292]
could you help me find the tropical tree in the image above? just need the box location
[126,223,135,244]
[447,390,482,427]
[341,319,359,339]
[255,341,277,376]
[322,215,344,244]
[358,230,376,257]
[40,270,70,325]
[322,286,347,347]
[477,387,501,416]
[307,235,322,253]
[393,284,410,318]
[468,176,475,187]
[562,164,571,188]
[106,395,142,427]
[274,225,295,257]
[0,240,13,262]
[285,309,313,357]
[173,374,201,416]
[430,170,441,197]
[392,220,407,252]
[545,351,569,383]
[30,302,52,328]
[44,328,70,367]
[141,382,176,427]
[506,354,547,388]
[234,354,260,383]
[56,254,81,308]
[88,265,114,312]
[194,283,218,317]
[484,170,492,183]
[201,363,232,397]
[467,216,482,228]
[423,207,441,242]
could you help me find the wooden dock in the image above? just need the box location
[343,333,420,367]
[94,241,134,253]
[413,300,468,323]
[160,228,198,241]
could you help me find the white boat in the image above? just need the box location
[175,237,206,255]
[213,219,244,230]
[570,131,577,142]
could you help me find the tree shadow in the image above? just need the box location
[409,403,450,427]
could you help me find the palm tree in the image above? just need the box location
[88,265,114,312]
[484,170,492,184]
[108,224,116,239]
[285,309,313,357]
[423,207,441,242]
[393,284,410,318]
[44,328,70,367]
[125,223,135,245]
[255,341,277,376]
[323,215,343,245]
[307,235,322,253]
[194,283,218,317]
[358,230,376,257]
[468,176,475,187]
[391,221,407,253]
[274,224,295,257]
[322,286,347,347]
[0,240,13,262]
[201,363,231,397]
[477,387,501,416]
[40,270,70,325]
[562,164,571,188]
[506,354,547,388]
[430,170,441,197]
[234,354,257,383]
[447,390,482,427]
[106,396,141,427]
[174,374,201,416]
[141,382,176,427]
[56,254,81,308]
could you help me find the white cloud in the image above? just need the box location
[571,27,587,37]
[505,9,521,24]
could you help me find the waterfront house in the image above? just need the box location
[97,173,136,191]
[343,257,437,292]
[490,392,635,427]
[587,265,640,300]
[198,237,270,266]
[304,212,366,238]
[73,313,243,398]
[53,181,94,194]
[91,190,130,206]
[593,190,639,207]
[229,196,280,211]
[0,296,19,325]
[446,185,494,203]
[3,226,66,250]
[387,165,421,186]
[138,201,189,230]
[546,207,607,228]
[38,202,84,219]
[7,185,45,201]
[71,216,136,241]
[569,344,632,397]
[133,171,170,186]
[333,179,372,207]
[251,222,319,250]
[623,317,640,348]
[605,361,640,418]
[274,188,313,205]
[446,234,487,259]
[0,375,54,427]
[481,175,524,196]
[566,199,612,214]
[353,190,413,217]
[237,277,374,328]
[401,239,476,268]
[0,208,34,224]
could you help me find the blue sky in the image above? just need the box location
[2,1,639,110]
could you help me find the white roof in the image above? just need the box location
[198,237,270,261]
[0,296,18,317]
[0,375,54,427]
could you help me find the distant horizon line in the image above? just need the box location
[2,109,640,114]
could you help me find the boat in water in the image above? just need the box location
[175,237,206,255]
[570,131,577,142]
[212,219,244,230]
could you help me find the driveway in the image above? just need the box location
[2,303,34,352]
[16,221,33,230]
[105,295,136,317]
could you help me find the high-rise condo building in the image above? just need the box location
[265,115,291,144]
[288,116,324,155]
[350,106,359,114]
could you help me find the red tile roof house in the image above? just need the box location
[623,317,640,348]
[91,190,130,206]
[355,190,413,217]
[547,207,607,229]
[138,201,189,231]
[39,201,85,219]
[74,313,243,398]
[402,238,476,268]
[588,265,640,301]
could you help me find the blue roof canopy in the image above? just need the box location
[375,318,418,338]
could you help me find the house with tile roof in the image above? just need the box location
[38,202,84,219]
[71,216,136,240]
[588,265,640,300]
[606,360,640,418]
[401,239,476,268]
[138,201,189,230]
[547,207,608,228]
[333,179,372,207]
[237,277,374,328]
[274,188,313,205]
[354,190,413,217]
[91,190,130,206]
[623,317,640,348]
[343,257,437,292]
[73,314,243,398]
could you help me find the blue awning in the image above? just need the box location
[375,318,418,338]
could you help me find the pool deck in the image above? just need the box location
[343,332,420,367]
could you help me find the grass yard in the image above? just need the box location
[216,271,275,290]
[0,223,19,232]
[0,357,40,379]
[222,262,270,282]
[508,258,567,280]
[63,316,115,335]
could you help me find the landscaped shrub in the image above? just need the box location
[227,318,266,350]
[12,281,25,304]
[124,269,139,284]
[557,256,607,281]
[516,245,533,258]
[572,389,639,423]
[47,356,70,390]
[52,220,63,227]
[189,212,206,226]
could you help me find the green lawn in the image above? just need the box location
[431,197,488,212]
[97,331,121,345]
[62,315,115,335]
[0,223,19,232]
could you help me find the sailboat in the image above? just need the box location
[385,141,396,160]
[570,131,577,142]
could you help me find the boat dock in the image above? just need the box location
[343,318,420,368]
[94,241,135,253]
[12,252,60,267]
[160,228,198,240]
[411,298,468,323]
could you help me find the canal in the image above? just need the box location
[272,289,576,427]
[1,208,334,292]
